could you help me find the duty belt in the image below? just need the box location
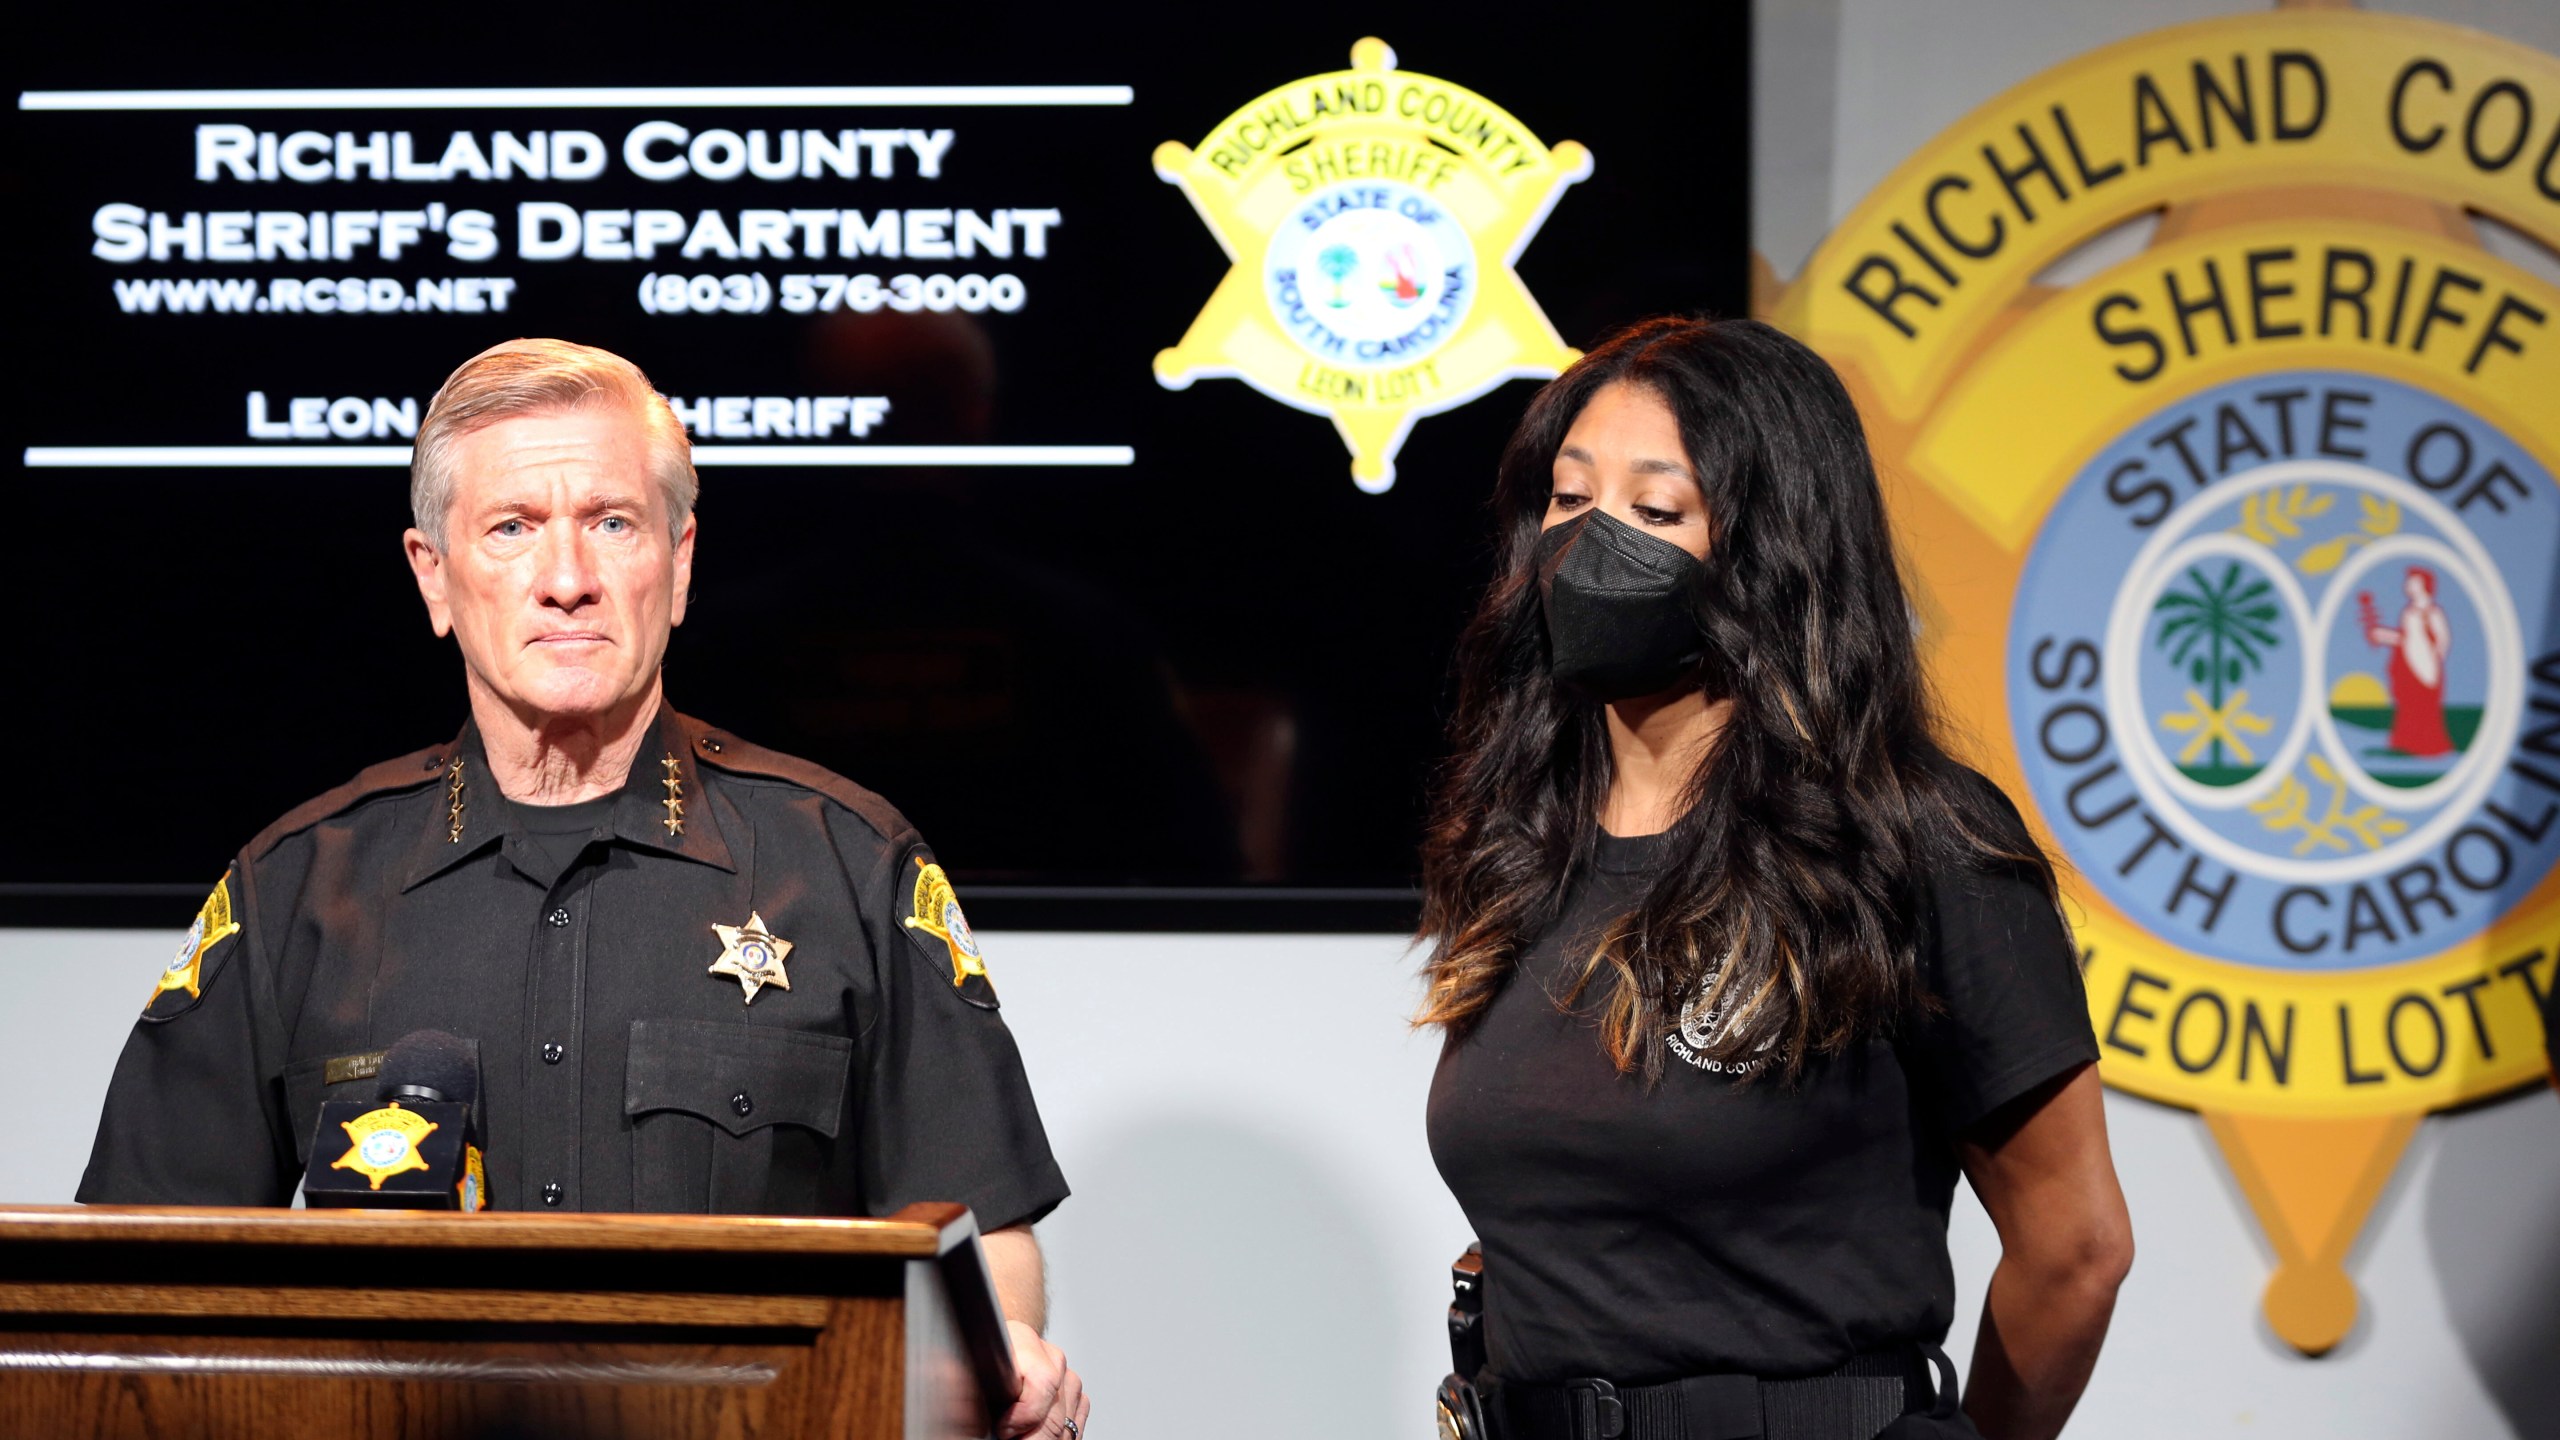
[1485,1343,1960,1440]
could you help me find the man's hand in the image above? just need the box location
[982,1225,1088,1438]
[1002,1317,1089,1439]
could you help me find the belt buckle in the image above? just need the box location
[1562,1377,1625,1440]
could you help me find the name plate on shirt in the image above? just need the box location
[322,1051,386,1087]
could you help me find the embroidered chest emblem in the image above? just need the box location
[1667,957,1779,1077]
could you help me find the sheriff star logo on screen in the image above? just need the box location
[1153,38,1591,493]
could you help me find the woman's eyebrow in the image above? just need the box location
[1631,456,1694,478]
[1557,443,1595,465]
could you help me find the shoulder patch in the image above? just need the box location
[144,869,244,1022]
[897,849,998,1010]
[679,714,911,842]
[246,741,451,861]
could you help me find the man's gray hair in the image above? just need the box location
[410,338,697,550]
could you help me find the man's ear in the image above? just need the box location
[669,512,698,628]
[404,528,454,638]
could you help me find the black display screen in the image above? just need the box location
[3,7,1749,927]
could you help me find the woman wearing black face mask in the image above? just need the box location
[1420,317,2131,1440]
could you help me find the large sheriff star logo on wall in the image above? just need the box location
[1773,7,2560,1357]
[1153,38,1591,493]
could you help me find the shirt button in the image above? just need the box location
[730,1091,754,1118]
[541,1181,564,1207]
[541,1042,565,1064]
[547,908,570,927]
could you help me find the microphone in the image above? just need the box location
[377,1029,479,1110]
[301,1029,488,1211]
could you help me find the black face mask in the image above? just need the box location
[1533,510,1712,702]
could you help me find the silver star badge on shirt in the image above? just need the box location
[708,911,793,1003]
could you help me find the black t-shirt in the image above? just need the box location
[512,793,618,879]
[1426,822,2097,1383]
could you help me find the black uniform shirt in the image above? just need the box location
[79,705,1068,1228]
[1427,810,2096,1383]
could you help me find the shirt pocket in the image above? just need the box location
[623,1019,852,1214]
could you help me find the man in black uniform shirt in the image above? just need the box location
[80,337,1089,1440]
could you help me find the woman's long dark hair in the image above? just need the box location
[1416,316,2055,1079]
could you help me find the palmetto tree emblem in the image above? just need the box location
[2153,562,2283,779]
[1317,244,1358,308]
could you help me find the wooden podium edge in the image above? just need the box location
[923,1207,1020,1423]
[0,1202,970,1258]
[1,1201,1018,1438]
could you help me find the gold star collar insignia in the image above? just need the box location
[660,753,686,837]
[709,911,793,1003]
[444,756,467,843]
[1153,37,1591,492]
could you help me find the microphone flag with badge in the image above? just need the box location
[300,1029,489,1211]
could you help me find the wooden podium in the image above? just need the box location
[0,1202,1019,1440]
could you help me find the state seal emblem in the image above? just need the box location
[1153,38,1592,492]
[1773,8,2560,1354]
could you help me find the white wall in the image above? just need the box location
[7,928,2555,1439]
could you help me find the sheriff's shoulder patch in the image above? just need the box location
[145,869,243,1022]
[899,851,997,1009]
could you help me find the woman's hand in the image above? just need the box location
[1958,1063,2135,1440]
